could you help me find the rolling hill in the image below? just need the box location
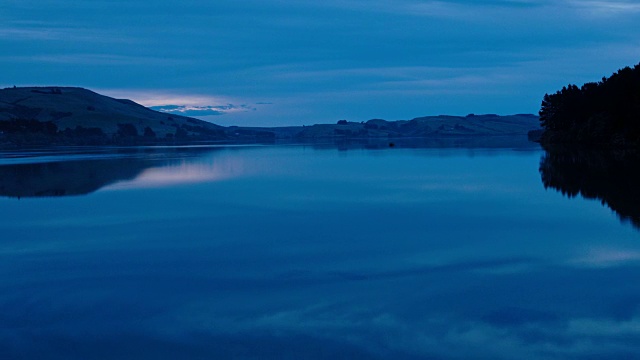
[0,86,541,146]
[0,86,225,142]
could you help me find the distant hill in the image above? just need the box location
[0,86,227,145]
[294,114,540,139]
[0,86,540,147]
[538,62,640,147]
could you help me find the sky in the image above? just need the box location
[2,0,640,126]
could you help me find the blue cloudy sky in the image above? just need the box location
[2,0,640,126]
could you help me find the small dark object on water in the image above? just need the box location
[389,142,395,147]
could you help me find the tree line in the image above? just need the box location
[539,62,640,146]
[0,119,219,146]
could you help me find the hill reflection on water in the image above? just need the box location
[539,145,640,228]
[3,140,640,359]
[3,140,640,233]
[0,146,231,198]
[0,137,539,199]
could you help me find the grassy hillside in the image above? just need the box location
[0,86,224,141]
[295,114,540,139]
[0,86,540,147]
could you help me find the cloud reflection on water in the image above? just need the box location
[0,147,256,197]
[103,157,248,190]
[2,144,640,359]
[571,247,640,267]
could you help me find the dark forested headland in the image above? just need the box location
[537,62,640,147]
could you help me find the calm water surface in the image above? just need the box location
[0,143,639,359]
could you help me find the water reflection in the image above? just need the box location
[539,145,640,228]
[303,135,539,151]
[2,144,640,359]
[0,139,539,199]
[0,147,226,198]
[106,162,243,190]
[0,158,150,198]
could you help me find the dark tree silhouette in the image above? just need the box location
[117,123,139,137]
[539,145,640,229]
[143,126,156,138]
[0,119,58,134]
[539,62,640,147]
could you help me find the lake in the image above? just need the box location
[1,141,639,359]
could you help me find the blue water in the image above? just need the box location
[0,144,639,359]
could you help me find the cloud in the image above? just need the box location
[571,247,640,267]
[567,0,640,16]
[0,22,138,43]
[406,1,502,19]
[241,63,529,93]
[149,104,256,117]
[95,89,241,108]
[568,317,640,336]
[304,0,640,19]
[171,298,640,360]
[282,0,546,19]
[271,0,638,23]
[0,27,77,41]
[97,90,260,118]
[0,54,192,66]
